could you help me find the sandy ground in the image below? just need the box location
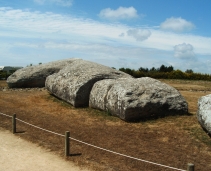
[0,128,89,171]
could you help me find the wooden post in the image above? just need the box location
[12,114,16,134]
[65,131,70,156]
[187,163,194,171]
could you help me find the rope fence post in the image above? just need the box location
[187,163,194,171]
[65,131,70,156]
[12,114,16,134]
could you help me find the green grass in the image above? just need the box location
[187,127,211,146]
[44,93,74,109]
[79,107,119,122]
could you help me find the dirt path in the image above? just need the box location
[0,128,89,171]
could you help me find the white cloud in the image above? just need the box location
[1,7,210,54]
[99,6,138,20]
[174,43,195,59]
[160,17,195,32]
[1,7,211,73]
[119,33,125,37]
[34,0,73,7]
[127,29,151,41]
[174,58,211,74]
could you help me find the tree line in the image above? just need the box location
[119,65,211,81]
[1,64,211,81]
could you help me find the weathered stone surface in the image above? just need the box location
[89,77,188,121]
[45,60,132,107]
[7,58,79,88]
[197,94,211,135]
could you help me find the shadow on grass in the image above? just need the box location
[201,126,211,138]
[126,112,194,123]
[15,131,26,134]
[67,153,82,157]
[191,127,211,146]
[45,93,74,109]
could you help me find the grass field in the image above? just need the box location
[0,79,211,171]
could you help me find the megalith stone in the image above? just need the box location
[197,94,211,135]
[7,58,80,88]
[89,77,188,121]
[45,60,132,107]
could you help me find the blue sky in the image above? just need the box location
[1,0,211,73]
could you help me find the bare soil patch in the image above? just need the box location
[0,128,89,171]
[1,79,211,171]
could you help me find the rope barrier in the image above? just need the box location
[0,112,186,171]
[69,137,185,171]
[0,112,12,118]
[16,118,65,137]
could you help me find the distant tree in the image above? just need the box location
[159,65,167,72]
[139,67,148,72]
[167,66,174,72]
[125,68,133,75]
[159,65,173,72]
[149,67,157,72]
[39,62,42,65]
[185,69,194,74]
[26,63,33,67]
[119,67,126,72]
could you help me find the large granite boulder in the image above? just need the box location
[7,58,80,88]
[7,57,189,122]
[197,94,211,135]
[89,77,188,121]
[45,60,132,107]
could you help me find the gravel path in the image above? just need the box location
[0,128,89,171]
